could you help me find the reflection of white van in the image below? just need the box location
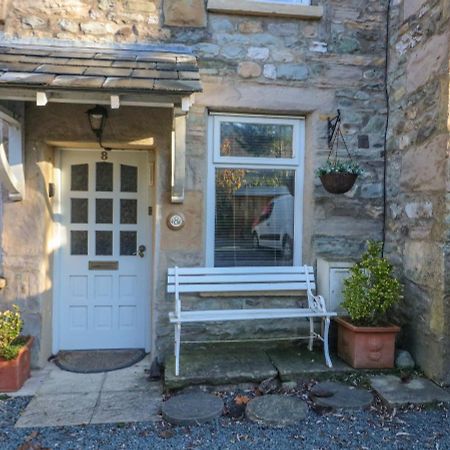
[251,194,294,258]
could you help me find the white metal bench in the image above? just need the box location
[167,265,336,376]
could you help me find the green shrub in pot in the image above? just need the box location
[341,241,402,326]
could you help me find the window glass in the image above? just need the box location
[96,199,113,224]
[96,162,113,192]
[71,198,88,224]
[71,231,88,255]
[71,164,88,191]
[215,168,295,267]
[96,231,113,256]
[220,121,293,159]
[120,165,137,192]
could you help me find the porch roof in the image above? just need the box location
[0,43,202,101]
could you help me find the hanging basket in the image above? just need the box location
[317,110,362,195]
[320,172,358,194]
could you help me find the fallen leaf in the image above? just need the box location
[234,394,250,405]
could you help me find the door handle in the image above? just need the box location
[138,245,146,258]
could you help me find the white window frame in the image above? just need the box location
[205,113,305,267]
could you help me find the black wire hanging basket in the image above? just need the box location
[318,110,362,195]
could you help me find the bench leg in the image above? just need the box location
[323,317,333,368]
[308,318,314,351]
[174,323,181,376]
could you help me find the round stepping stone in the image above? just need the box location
[161,392,223,425]
[310,382,373,409]
[310,381,336,398]
[246,395,308,427]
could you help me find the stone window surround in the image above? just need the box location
[207,0,323,20]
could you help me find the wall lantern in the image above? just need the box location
[86,105,110,159]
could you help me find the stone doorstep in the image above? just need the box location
[164,344,354,390]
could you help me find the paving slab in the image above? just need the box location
[36,369,105,395]
[162,392,223,425]
[102,364,153,392]
[165,345,277,390]
[15,392,98,428]
[267,347,353,381]
[246,395,308,427]
[309,381,373,410]
[90,387,162,424]
[370,375,450,407]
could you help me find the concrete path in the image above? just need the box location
[13,356,162,428]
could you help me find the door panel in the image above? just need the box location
[58,150,151,350]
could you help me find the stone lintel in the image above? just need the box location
[207,0,323,20]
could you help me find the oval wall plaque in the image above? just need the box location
[167,212,186,231]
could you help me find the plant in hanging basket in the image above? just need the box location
[316,160,363,194]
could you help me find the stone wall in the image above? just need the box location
[0,1,390,364]
[385,0,450,384]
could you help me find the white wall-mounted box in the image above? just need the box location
[317,258,354,315]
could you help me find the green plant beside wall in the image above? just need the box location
[342,241,402,326]
[0,305,24,360]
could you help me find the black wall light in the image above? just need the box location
[86,105,110,159]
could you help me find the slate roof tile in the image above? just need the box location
[0,43,201,94]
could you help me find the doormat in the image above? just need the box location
[54,349,146,373]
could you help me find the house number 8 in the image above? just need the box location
[167,213,185,231]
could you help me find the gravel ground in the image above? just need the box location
[1,394,449,450]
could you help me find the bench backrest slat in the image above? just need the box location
[168,266,314,276]
[168,273,312,285]
[167,266,315,294]
[168,282,311,294]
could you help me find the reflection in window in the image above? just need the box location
[215,168,295,267]
[71,230,88,255]
[96,199,113,224]
[220,122,293,159]
[96,231,113,256]
[96,162,113,192]
[71,198,88,224]
[71,164,88,191]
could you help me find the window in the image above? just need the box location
[206,114,305,267]
[206,0,322,20]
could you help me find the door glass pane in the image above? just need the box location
[71,198,88,224]
[120,199,137,224]
[96,162,113,192]
[220,121,294,158]
[96,199,113,224]
[120,231,137,256]
[71,230,88,255]
[215,168,295,267]
[71,164,88,191]
[120,165,137,192]
[96,231,113,255]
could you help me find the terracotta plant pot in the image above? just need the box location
[335,317,400,369]
[320,172,358,194]
[0,336,33,392]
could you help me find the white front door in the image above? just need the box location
[57,149,151,350]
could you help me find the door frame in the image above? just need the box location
[52,148,153,354]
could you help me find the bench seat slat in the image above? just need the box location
[170,309,336,323]
[168,281,313,294]
[168,273,313,285]
[168,266,314,276]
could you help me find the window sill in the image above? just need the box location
[207,0,323,20]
